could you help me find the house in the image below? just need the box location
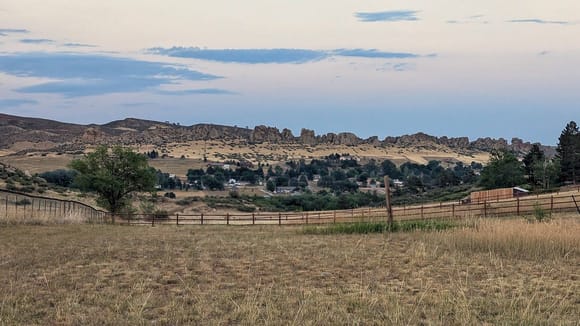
[393,179,405,188]
[275,186,298,194]
[468,187,530,204]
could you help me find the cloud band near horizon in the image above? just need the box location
[147,47,423,64]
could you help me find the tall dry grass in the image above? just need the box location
[431,217,579,261]
[0,210,90,225]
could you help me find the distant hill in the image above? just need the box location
[0,113,554,158]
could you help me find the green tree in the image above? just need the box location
[479,149,525,189]
[556,121,580,184]
[70,146,156,220]
[533,159,560,190]
[266,180,276,192]
[522,144,545,188]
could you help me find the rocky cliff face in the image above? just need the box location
[0,113,553,156]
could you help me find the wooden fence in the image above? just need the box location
[122,190,580,226]
[2,188,579,226]
[0,189,110,224]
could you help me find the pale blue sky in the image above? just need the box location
[1,1,579,144]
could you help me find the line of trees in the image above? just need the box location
[479,120,579,190]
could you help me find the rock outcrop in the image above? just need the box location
[0,113,553,157]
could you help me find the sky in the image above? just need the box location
[0,1,579,145]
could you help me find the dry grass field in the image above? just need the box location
[0,140,489,178]
[1,217,578,325]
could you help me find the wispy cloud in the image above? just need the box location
[0,52,220,97]
[333,49,418,59]
[148,47,327,64]
[62,42,97,48]
[447,15,489,25]
[158,88,237,96]
[354,10,419,22]
[0,28,29,34]
[0,98,38,108]
[507,19,569,25]
[148,47,427,64]
[20,38,55,44]
[376,62,415,72]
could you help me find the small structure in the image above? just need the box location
[393,179,405,189]
[469,187,529,204]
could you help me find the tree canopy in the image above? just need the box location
[556,121,580,184]
[70,146,156,216]
[479,149,525,189]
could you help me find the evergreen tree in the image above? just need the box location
[522,144,545,188]
[556,121,580,184]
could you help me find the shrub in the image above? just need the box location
[164,192,176,199]
[533,202,549,222]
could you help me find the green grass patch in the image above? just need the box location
[302,219,456,235]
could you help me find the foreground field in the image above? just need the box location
[1,218,578,325]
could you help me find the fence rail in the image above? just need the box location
[121,190,580,226]
[0,189,110,224]
[2,188,579,226]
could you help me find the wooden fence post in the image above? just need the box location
[176,213,179,226]
[333,211,336,224]
[384,176,393,226]
[278,212,281,226]
[152,213,155,226]
[252,213,255,225]
[516,197,520,216]
[484,201,487,217]
[226,213,230,225]
[550,196,554,214]
[201,213,204,225]
[421,205,424,220]
[452,203,455,219]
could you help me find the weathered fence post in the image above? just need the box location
[176,213,179,226]
[226,213,230,225]
[384,176,393,226]
[484,200,488,218]
[550,195,554,214]
[152,213,155,226]
[252,213,255,225]
[421,205,424,220]
[201,213,204,225]
[516,197,520,216]
[333,211,336,224]
[278,212,282,226]
[452,203,455,219]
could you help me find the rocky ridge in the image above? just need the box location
[0,113,552,156]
